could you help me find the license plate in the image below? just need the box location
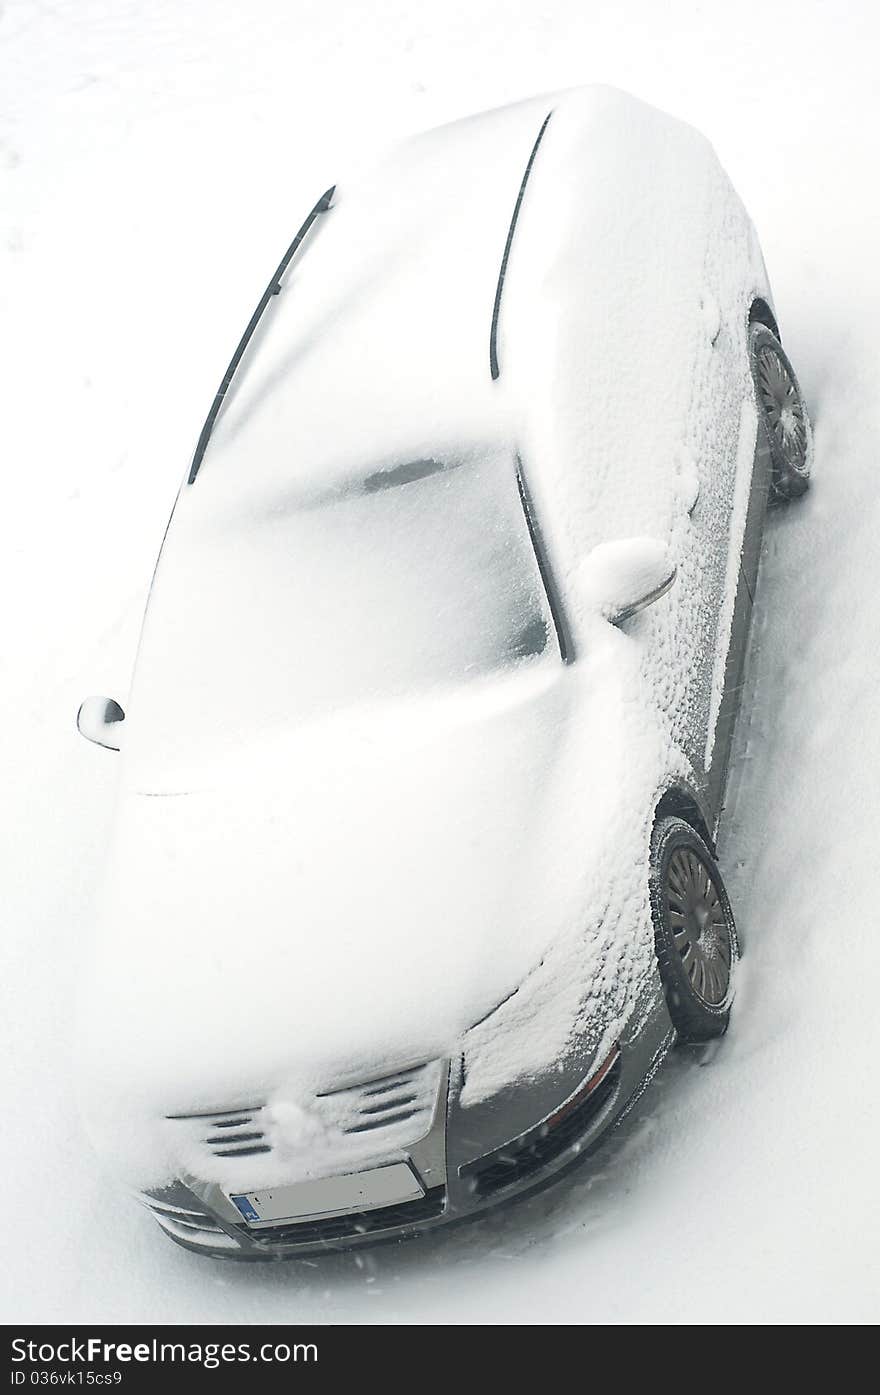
[230,1161,424,1225]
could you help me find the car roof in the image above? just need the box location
[186,87,754,587]
[195,91,552,507]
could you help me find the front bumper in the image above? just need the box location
[143,995,672,1260]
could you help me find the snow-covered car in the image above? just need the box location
[76,85,811,1259]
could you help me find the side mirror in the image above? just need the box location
[77,696,126,751]
[577,538,676,625]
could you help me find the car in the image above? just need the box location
[75,84,812,1259]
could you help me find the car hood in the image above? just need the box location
[79,666,595,1118]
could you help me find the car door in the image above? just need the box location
[679,289,770,826]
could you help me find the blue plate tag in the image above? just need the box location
[230,1194,261,1222]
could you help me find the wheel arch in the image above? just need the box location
[748,296,781,342]
[653,786,715,855]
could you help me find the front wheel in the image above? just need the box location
[650,817,739,1042]
[749,322,812,501]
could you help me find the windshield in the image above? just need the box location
[126,450,558,774]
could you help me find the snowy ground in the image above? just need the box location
[2,0,878,1324]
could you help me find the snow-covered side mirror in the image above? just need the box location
[77,696,126,751]
[577,538,676,625]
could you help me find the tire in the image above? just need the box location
[649,816,739,1042]
[749,322,812,501]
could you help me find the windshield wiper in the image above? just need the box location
[187,185,336,485]
[489,112,552,382]
[516,453,574,664]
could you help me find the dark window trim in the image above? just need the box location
[515,454,574,664]
[187,185,336,485]
[489,111,553,381]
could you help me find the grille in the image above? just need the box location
[245,1186,446,1248]
[203,1109,271,1158]
[460,1055,621,1198]
[170,1060,444,1174]
[170,1105,272,1159]
[315,1060,443,1143]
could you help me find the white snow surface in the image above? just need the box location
[2,0,879,1324]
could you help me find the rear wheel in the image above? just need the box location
[650,817,738,1042]
[749,322,811,500]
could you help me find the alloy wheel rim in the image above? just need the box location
[665,848,732,1006]
[757,344,808,473]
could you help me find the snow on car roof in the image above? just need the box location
[193,91,552,510]
[186,85,741,594]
